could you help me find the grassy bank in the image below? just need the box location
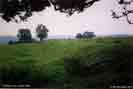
[0,37,132,88]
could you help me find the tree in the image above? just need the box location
[0,0,132,24]
[17,28,32,42]
[0,0,51,22]
[36,24,49,41]
[76,33,82,39]
[0,0,103,22]
[82,31,96,39]
[111,0,133,24]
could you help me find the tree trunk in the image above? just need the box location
[40,38,43,41]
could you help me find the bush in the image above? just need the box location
[8,40,14,45]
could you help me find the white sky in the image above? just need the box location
[0,0,133,37]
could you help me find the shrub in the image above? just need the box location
[8,40,14,45]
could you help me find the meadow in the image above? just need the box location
[0,37,132,88]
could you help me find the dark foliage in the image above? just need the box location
[112,0,133,24]
[0,0,50,22]
[0,0,132,24]
[17,28,32,42]
[50,0,100,15]
[8,40,14,45]
[76,32,96,39]
[76,33,82,39]
[82,31,96,38]
[0,0,100,22]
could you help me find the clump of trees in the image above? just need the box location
[8,40,14,45]
[76,31,96,39]
[8,24,49,44]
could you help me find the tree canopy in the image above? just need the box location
[17,28,32,42]
[0,0,132,24]
[36,24,49,41]
[111,0,133,24]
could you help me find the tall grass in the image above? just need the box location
[0,37,132,88]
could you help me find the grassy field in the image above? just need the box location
[0,37,132,88]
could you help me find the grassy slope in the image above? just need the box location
[65,38,132,88]
[0,38,132,88]
[0,39,90,87]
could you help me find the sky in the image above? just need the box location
[0,0,133,38]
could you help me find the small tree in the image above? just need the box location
[36,24,49,41]
[82,31,95,39]
[76,33,82,39]
[17,28,32,42]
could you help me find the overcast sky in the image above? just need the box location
[0,0,133,38]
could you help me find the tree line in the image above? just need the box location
[8,24,96,44]
[76,32,96,39]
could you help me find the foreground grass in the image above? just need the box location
[0,37,132,88]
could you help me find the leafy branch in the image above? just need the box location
[111,0,133,24]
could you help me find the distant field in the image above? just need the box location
[0,37,132,88]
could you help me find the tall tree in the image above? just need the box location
[36,24,49,41]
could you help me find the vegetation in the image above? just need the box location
[76,33,82,39]
[76,31,96,39]
[36,24,49,41]
[17,28,32,42]
[8,24,49,44]
[0,37,132,88]
[0,0,132,24]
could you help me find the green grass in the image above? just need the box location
[0,37,132,88]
